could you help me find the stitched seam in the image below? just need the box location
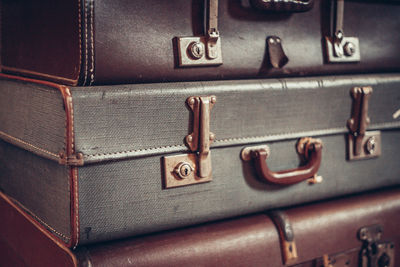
[16,200,70,241]
[89,0,95,85]
[82,122,400,157]
[0,131,59,158]
[84,144,187,158]
[82,0,88,86]
[78,0,82,84]
[73,167,79,248]
[262,0,310,5]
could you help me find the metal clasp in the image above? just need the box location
[325,0,360,62]
[162,96,216,189]
[347,87,381,160]
[358,225,395,267]
[176,0,223,67]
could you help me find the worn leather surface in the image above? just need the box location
[1,0,80,85]
[2,0,400,85]
[284,188,400,265]
[0,192,76,267]
[75,214,282,267]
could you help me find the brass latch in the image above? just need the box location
[325,0,360,63]
[162,96,216,188]
[358,225,395,267]
[176,0,223,67]
[347,87,381,160]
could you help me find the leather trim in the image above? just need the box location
[80,0,95,86]
[1,66,79,86]
[0,191,77,266]
[0,73,80,248]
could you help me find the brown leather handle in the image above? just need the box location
[250,0,314,12]
[250,138,322,185]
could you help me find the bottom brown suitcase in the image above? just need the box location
[1,188,399,267]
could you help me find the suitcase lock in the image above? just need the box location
[176,0,223,67]
[162,96,216,188]
[325,0,360,63]
[358,225,395,267]
[347,87,381,160]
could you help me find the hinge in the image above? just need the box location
[176,0,223,67]
[358,225,395,267]
[162,96,216,188]
[347,87,381,160]
[325,0,360,63]
[58,152,84,166]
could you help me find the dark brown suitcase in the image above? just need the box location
[2,188,400,267]
[2,0,400,85]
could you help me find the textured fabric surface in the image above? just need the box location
[0,140,71,243]
[78,131,400,244]
[71,74,400,163]
[0,78,65,157]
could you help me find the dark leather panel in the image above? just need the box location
[76,215,283,267]
[0,192,76,267]
[285,188,400,264]
[93,0,400,84]
[1,0,80,84]
[2,0,400,85]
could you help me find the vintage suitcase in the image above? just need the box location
[0,72,400,247]
[2,186,400,267]
[1,0,400,85]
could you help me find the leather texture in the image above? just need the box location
[74,188,400,266]
[0,73,400,245]
[0,192,76,267]
[75,214,282,267]
[1,0,400,85]
[283,188,400,265]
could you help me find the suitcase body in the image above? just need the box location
[2,185,400,267]
[2,0,400,85]
[0,73,400,246]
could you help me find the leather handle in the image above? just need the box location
[250,0,314,12]
[250,138,322,185]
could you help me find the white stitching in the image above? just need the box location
[89,0,95,85]
[82,0,88,86]
[73,167,79,248]
[0,131,59,158]
[82,122,400,158]
[16,200,70,241]
[261,0,311,5]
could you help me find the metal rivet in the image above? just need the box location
[209,133,215,141]
[276,38,281,43]
[269,38,275,44]
[187,135,193,143]
[344,42,356,56]
[188,97,196,105]
[211,96,217,104]
[365,136,376,154]
[174,162,193,179]
[188,42,205,59]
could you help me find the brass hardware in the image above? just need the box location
[163,154,212,188]
[307,174,323,185]
[347,86,381,160]
[188,42,205,59]
[162,96,216,188]
[325,0,360,63]
[240,145,270,162]
[358,225,395,267]
[174,162,194,179]
[58,152,84,166]
[322,248,359,267]
[176,0,223,67]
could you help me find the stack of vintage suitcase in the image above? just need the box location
[0,0,399,266]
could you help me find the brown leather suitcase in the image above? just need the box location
[1,0,400,85]
[1,188,400,266]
